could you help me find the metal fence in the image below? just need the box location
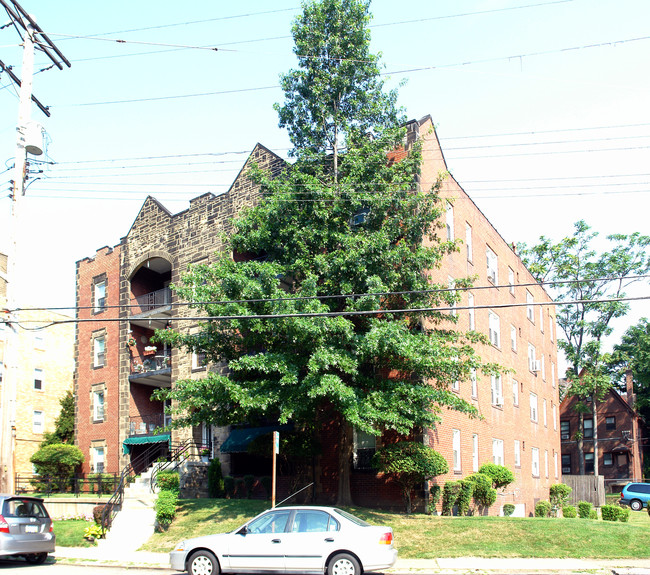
[15,473,121,497]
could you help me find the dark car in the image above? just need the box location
[619,482,650,511]
[0,495,55,564]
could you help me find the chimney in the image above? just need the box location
[625,369,635,408]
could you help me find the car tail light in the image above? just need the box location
[378,532,393,545]
[49,522,54,533]
[0,515,9,534]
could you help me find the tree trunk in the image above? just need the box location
[592,394,599,477]
[577,411,585,475]
[336,423,353,506]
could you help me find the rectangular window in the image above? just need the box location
[541,356,546,380]
[486,247,498,284]
[543,399,547,427]
[510,325,517,352]
[531,447,540,477]
[561,421,570,440]
[605,416,616,430]
[528,343,537,372]
[93,447,105,473]
[34,368,43,390]
[526,290,534,322]
[512,379,519,406]
[33,410,44,434]
[604,452,613,466]
[508,267,515,295]
[93,391,105,422]
[470,368,478,398]
[465,223,473,262]
[94,336,106,368]
[551,361,556,387]
[353,429,377,469]
[491,374,503,406]
[488,311,500,348]
[585,452,594,473]
[468,293,475,330]
[472,434,479,472]
[453,429,461,472]
[445,201,454,241]
[562,454,571,474]
[94,280,107,313]
[554,452,559,478]
[492,438,504,465]
[549,315,554,342]
[584,418,594,439]
[530,393,538,423]
[192,350,207,370]
[552,402,557,431]
[514,440,521,467]
[539,307,544,332]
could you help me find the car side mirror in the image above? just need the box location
[238,526,249,535]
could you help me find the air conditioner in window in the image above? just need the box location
[531,359,541,372]
[488,270,497,283]
[622,430,632,441]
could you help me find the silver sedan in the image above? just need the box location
[170,506,397,575]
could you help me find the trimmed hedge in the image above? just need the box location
[502,503,515,517]
[456,480,474,516]
[157,471,180,493]
[577,501,593,519]
[155,490,178,530]
[535,500,551,518]
[562,505,577,518]
[441,481,462,516]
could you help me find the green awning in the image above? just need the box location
[220,425,292,453]
[123,433,171,455]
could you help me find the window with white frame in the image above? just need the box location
[551,361,556,387]
[545,450,549,477]
[549,315,554,341]
[353,428,377,470]
[34,368,43,391]
[468,293,475,330]
[33,410,44,434]
[470,368,477,398]
[530,393,538,422]
[508,267,515,295]
[94,336,106,368]
[452,429,461,471]
[543,399,547,427]
[539,307,544,332]
[492,438,504,465]
[93,390,105,422]
[526,290,534,322]
[93,446,105,473]
[448,276,456,316]
[491,374,503,406]
[486,247,498,284]
[512,379,519,406]
[552,402,557,430]
[488,311,500,348]
[94,279,107,313]
[472,434,479,472]
[531,447,540,477]
[192,349,207,370]
[445,201,454,241]
[465,223,473,262]
[541,356,546,380]
[514,440,521,467]
[528,343,537,372]
[510,325,517,352]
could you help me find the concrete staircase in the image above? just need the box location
[96,467,158,553]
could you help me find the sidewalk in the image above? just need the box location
[53,547,650,574]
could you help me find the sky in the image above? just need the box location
[1,0,649,355]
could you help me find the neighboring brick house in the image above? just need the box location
[75,118,560,516]
[0,253,75,481]
[560,370,644,491]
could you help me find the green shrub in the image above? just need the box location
[92,505,106,525]
[260,476,272,499]
[562,505,577,518]
[224,476,235,498]
[466,473,497,512]
[208,458,225,498]
[589,508,598,520]
[428,485,442,514]
[83,523,105,540]
[601,505,620,522]
[157,471,180,493]
[617,506,630,522]
[549,483,572,508]
[456,480,474,516]
[235,477,245,498]
[243,475,256,499]
[441,481,461,516]
[478,463,515,489]
[535,500,552,518]
[30,443,84,492]
[502,503,515,517]
[577,501,592,519]
[155,490,178,531]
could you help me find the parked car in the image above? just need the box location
[170,506,397,575]
[0,494,55,564]
[619,482,650,511]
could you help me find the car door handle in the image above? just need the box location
[272,539,281,543]
[325,538,335,542]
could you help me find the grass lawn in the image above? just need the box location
[140,499,650,558]
[53,520,97,547]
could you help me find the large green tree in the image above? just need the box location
[40,390,75,447]
[155,0,497,506]
[519,221,650,475]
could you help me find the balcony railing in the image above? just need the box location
[131,349,171,374]
[130,287,172,314]
[129,414,169,436]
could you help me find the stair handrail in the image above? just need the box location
[150,438,196,493]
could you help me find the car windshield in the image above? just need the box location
[332,508,370,527]
[2,499,48,518]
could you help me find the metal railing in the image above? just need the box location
[150,439,210,493]
[128,414,167,436]
[130,287,172,314]
[14,473,120,497]
[131,352,171,374]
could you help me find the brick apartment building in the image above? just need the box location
[75,117,560,515]
[0,253,75,482]
[560,370,644,491]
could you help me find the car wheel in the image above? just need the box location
[24,553,48,564]
[328,553,361,575]
[630,499,643,511]
[187,550,220,575]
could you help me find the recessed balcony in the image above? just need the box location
[129,349,171,387]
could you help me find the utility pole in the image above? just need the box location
[0,0,70,493]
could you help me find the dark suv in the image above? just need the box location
[619,482,650,511]
[0,495,55,564]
